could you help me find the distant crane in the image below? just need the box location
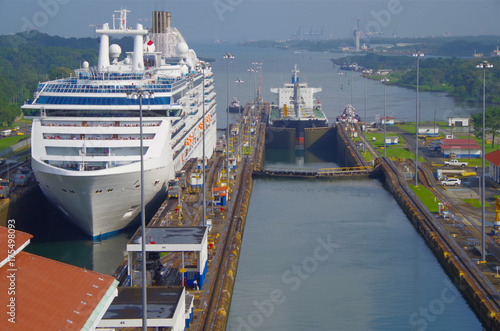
[291,26,301,40]
[311,26,324,40]
[304,26,313,40]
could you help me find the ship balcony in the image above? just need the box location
[43,133,156,141]
[43,159,136,172]
[41,120,161,128]
[204,85,215,93]
[41,152,147,165]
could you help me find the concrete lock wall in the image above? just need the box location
[335,126,360,167]
[304,127,336,150]
[265,127,295,149]
[376,160,500,330]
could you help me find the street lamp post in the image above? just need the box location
[247,68,256,105]
[434,108,439,138]
[126,87,154,331]
[235,78,244,159]
[364,73,367,154]
[381,78,389,158]
[201,64,207,226]
[413,50,424,186]
[223,53,234,185]
[350,65,354,105]
[252,62,263,110]
[476,60,493,262]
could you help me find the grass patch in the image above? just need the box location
[359,150,375,162]
[366,132,425,161]
[463,199,491,208]
[0,136,30,151]
[398,122,447,135]
[410,185,440,213]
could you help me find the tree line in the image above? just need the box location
[0,31,99,125]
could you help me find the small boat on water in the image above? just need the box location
[227,98,242,113]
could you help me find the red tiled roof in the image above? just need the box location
[0,251,117,330]
[440,139,480,148]
[0,226,32,267]
[440,144,481,150]
[486,149,500,166]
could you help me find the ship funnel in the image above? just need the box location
[152,11,171,34]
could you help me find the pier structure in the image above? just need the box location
[105,100,267,330]
[126,226,209,290]
[98,287,187,330]
[253,166,371,178]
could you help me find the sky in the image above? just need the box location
[0,0,499,43]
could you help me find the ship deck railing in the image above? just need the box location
[43,135,155,140]
[41,121,161,128]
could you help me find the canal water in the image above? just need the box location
[18,43,484,329]
[226,176,482,330]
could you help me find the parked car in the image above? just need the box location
[440,177,461,186]
[444,159,468,167]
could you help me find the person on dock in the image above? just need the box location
[193,279,199,290]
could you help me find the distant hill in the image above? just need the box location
[240,35,500,57]
[0,31,106,125]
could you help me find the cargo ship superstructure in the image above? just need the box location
[269,65,328,142]
[22,10,217,237]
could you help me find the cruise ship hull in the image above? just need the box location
[32,122,217,237]
[22,9,219,238]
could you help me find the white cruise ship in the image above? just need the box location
[22,10,217,237]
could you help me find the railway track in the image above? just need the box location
[383,158,500,316]
[199,158,248,329]
[410,160,500,263]
[197,105,259,329]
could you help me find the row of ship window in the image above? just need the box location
[49,179,161,194]
[36,96,172,105]
[43,85,173,93]
[41,122,161,127]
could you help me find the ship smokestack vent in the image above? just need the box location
[152,11,171,34]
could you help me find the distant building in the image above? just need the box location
[418,126,439,137]
[448,117,470,127]
[380,117,395,125]
[385,136,399,145]
[486,149,500,183]
[439,138,481,158]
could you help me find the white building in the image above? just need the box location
[418,126,439,137]
[448,117,470,127]
[380,117,395,125]
[385,136,399,145]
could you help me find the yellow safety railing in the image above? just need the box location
[317,166,372,175]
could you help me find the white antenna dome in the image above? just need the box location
[82,61,89,69]
[175,42,189,58]
[109,44,122,63]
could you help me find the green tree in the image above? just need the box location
[472,106,500,148]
